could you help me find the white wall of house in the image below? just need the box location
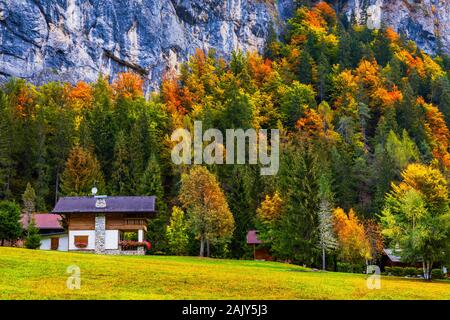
[105,230,119,250]
[69,230,96,250]
[40,235,69,251]
[138,229,144,242]
[40,237,52,250]
[59,236,69,251]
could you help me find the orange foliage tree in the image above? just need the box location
[112,72,144,99]
[248,52,274,86]
[314,1,337,26]
[364,219,384,263]
[66,81,93,111]
[385,27,399,43]
[179,166,235,257]
[14,84,36,118]
[417,97,450,168]
[161,77,186,115]
[395,49,426,78]
[296,108,325,138]
[333,207,371,264]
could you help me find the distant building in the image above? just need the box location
[381,248,421,269]
[21,213,68,251]
[52,196,156,255]
[246,230,271,261]
[381,248,404,267]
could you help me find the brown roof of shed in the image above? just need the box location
[52,196,156,214]
[247,230,262,245]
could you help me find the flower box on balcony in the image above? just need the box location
[75,242,87,249]
[119,240,151,251]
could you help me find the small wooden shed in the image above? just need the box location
[246,230,271,261]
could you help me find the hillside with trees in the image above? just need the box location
[0,3,448,273]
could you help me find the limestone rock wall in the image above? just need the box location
[0,0,447,93]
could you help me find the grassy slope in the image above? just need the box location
[0,247,448,300]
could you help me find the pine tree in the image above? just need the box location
[60,145,105,196]
[431,76,450,129]
[88,75,116,180]
[297,50,314,85]
[373,28,393,66]
[139,155,164,205]
[128,119,146,193]
[317,52,330,101]
[223,165,259,258]
[39,82,76,207]
[111,131,131,195]
[0,92,13,200]
[139,155,167,252]
[273,140,321,265]
[338,31,352,69]
[22,183,36,236]
[24,218,41,249]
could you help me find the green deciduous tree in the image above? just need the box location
[380,163,450,280]
[166,206,189,255]
[279,81,316,129]
[0,201,22,246]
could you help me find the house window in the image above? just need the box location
[120,231,138,241]
[74,235,88,249]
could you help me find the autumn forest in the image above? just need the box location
[0,3,449,274]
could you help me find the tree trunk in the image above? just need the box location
[54,170,60,206]
[322,247,326,270]
[423,261,432,280]
[199,235,205,257]
[206,240,210,257]
[427,261,432,280]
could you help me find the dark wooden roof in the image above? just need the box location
[52,196,156,214]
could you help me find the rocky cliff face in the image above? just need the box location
[0,0,447,93]
[330,0,449,55]
[0,0,294,93]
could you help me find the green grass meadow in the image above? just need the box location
[0,247,448,300]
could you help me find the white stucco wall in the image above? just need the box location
[69,230,96,250]
[138,229,144,242]
[105,230,119,250]
[39,235,69,251]
[40,237,51,250]
[58,235,69,251]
